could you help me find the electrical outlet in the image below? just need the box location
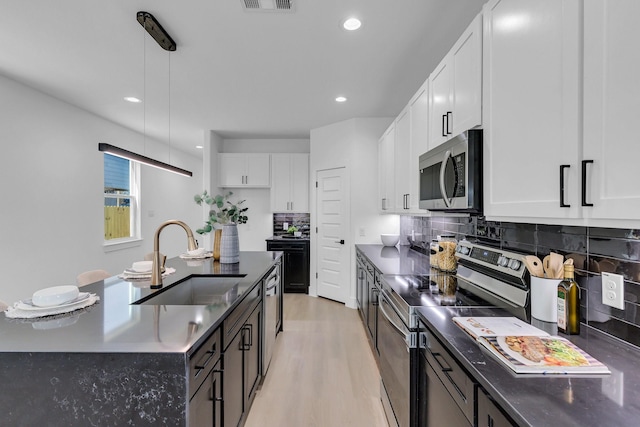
[602,272,625,310]
[283,222,288,231]
[359,227,365,236]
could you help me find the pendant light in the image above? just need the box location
[99,11,191,178]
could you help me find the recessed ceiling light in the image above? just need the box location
[335,96,347,103]
[124,96,142,103]
[196,145,203,149]
[343,17,362,31]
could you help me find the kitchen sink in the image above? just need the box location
[135,276,245,306]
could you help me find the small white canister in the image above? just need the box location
[530,276,562,322]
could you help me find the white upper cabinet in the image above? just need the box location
[219,153,271,188]
[482,0,582,221]
[378,123,395,212]
[392,80,429,214]
[429,13,483,149]
[394,107,411,211]
[270,153,309,212]
[582,0,640,224]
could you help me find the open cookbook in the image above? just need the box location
[452,317,610,375]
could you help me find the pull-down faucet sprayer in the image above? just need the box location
[151,220,198,288]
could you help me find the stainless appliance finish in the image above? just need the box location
[380,241,531,427]
[262,262,281,375]
[419,130,482,213]
[377,285,414,427]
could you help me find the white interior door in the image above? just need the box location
[316,167,349,303]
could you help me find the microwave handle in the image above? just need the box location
[439,150,452,207]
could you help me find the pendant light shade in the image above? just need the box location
[99,143,192,177]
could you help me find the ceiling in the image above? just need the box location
[0,0,486,157]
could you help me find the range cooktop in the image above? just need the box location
[381,241,531,326]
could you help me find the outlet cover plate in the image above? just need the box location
[602,272,625,310]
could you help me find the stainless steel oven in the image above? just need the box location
[419,129,482,213]
[377,285,414,427]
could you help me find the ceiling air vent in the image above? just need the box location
[242,0,295,12]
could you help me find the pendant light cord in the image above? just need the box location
[168,50,171,166]
[143,16,147,157]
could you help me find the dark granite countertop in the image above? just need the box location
[0,251,281,356]
[417,306,640,426]
[356,244,431,275]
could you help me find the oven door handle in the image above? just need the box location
[378,297,410,346]
[439,150,452,207]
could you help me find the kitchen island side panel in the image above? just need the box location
[0,352,187,426]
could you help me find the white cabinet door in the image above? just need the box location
[583,0,640,222]
[290,154,309,212]
[394,107,411,211]
[378,124,395,212]
[451,13,483,136]
[270,154,309,212]
[409,81,429,213]
[219,154,247,187]
[482,0,581,220]
[219,153,270,188]
[245,154,270,187]
[270,154,291,211]
[429,57,453,149]
[429,13,483,150]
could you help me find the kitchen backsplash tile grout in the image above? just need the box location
[400,215,640,348]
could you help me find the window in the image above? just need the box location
[104,154,140,243]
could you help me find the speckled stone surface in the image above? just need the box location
[0,251,280,425]
[417,306,640,427]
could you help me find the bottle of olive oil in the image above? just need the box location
[557,264,580,335]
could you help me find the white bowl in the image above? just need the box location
[131,260,153,272]
[381,234,400,247]
[187,247,206,256]
[32,285,79,308]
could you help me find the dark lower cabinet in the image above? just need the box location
[223,285,263,427]
[224,332,244,427]
[244,304,262,406]
[189,327,221,426]
[190,362,222,426]
[477,388,517,427]
[266,239,309,293]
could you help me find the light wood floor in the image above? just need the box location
[244,294,389,427]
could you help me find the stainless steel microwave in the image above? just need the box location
[419,129,482,213]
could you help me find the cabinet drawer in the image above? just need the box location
[223,284,262,349]
[189,327,221,399]
[477,387,516,427]
[423,331,475,424]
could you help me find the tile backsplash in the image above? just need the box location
[272,213,310,237]
[401,215,640,348]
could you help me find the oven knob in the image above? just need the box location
[508,259,522,270]
[460,246,470,255]
[498,256,509,267]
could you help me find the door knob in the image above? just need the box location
[335,239,345,245]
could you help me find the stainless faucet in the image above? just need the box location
[151,220,198,288]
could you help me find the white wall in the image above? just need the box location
[309,118,398,308]
[209,138,310,251]
[0,74,204,305]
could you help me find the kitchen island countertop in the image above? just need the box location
[0,251,281,425]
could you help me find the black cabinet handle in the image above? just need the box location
[442,114,447,137]
[446,111,453,135]
[582,160,594,207]
[560,165,570,207]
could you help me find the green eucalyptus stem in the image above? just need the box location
[194,190,249,234]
